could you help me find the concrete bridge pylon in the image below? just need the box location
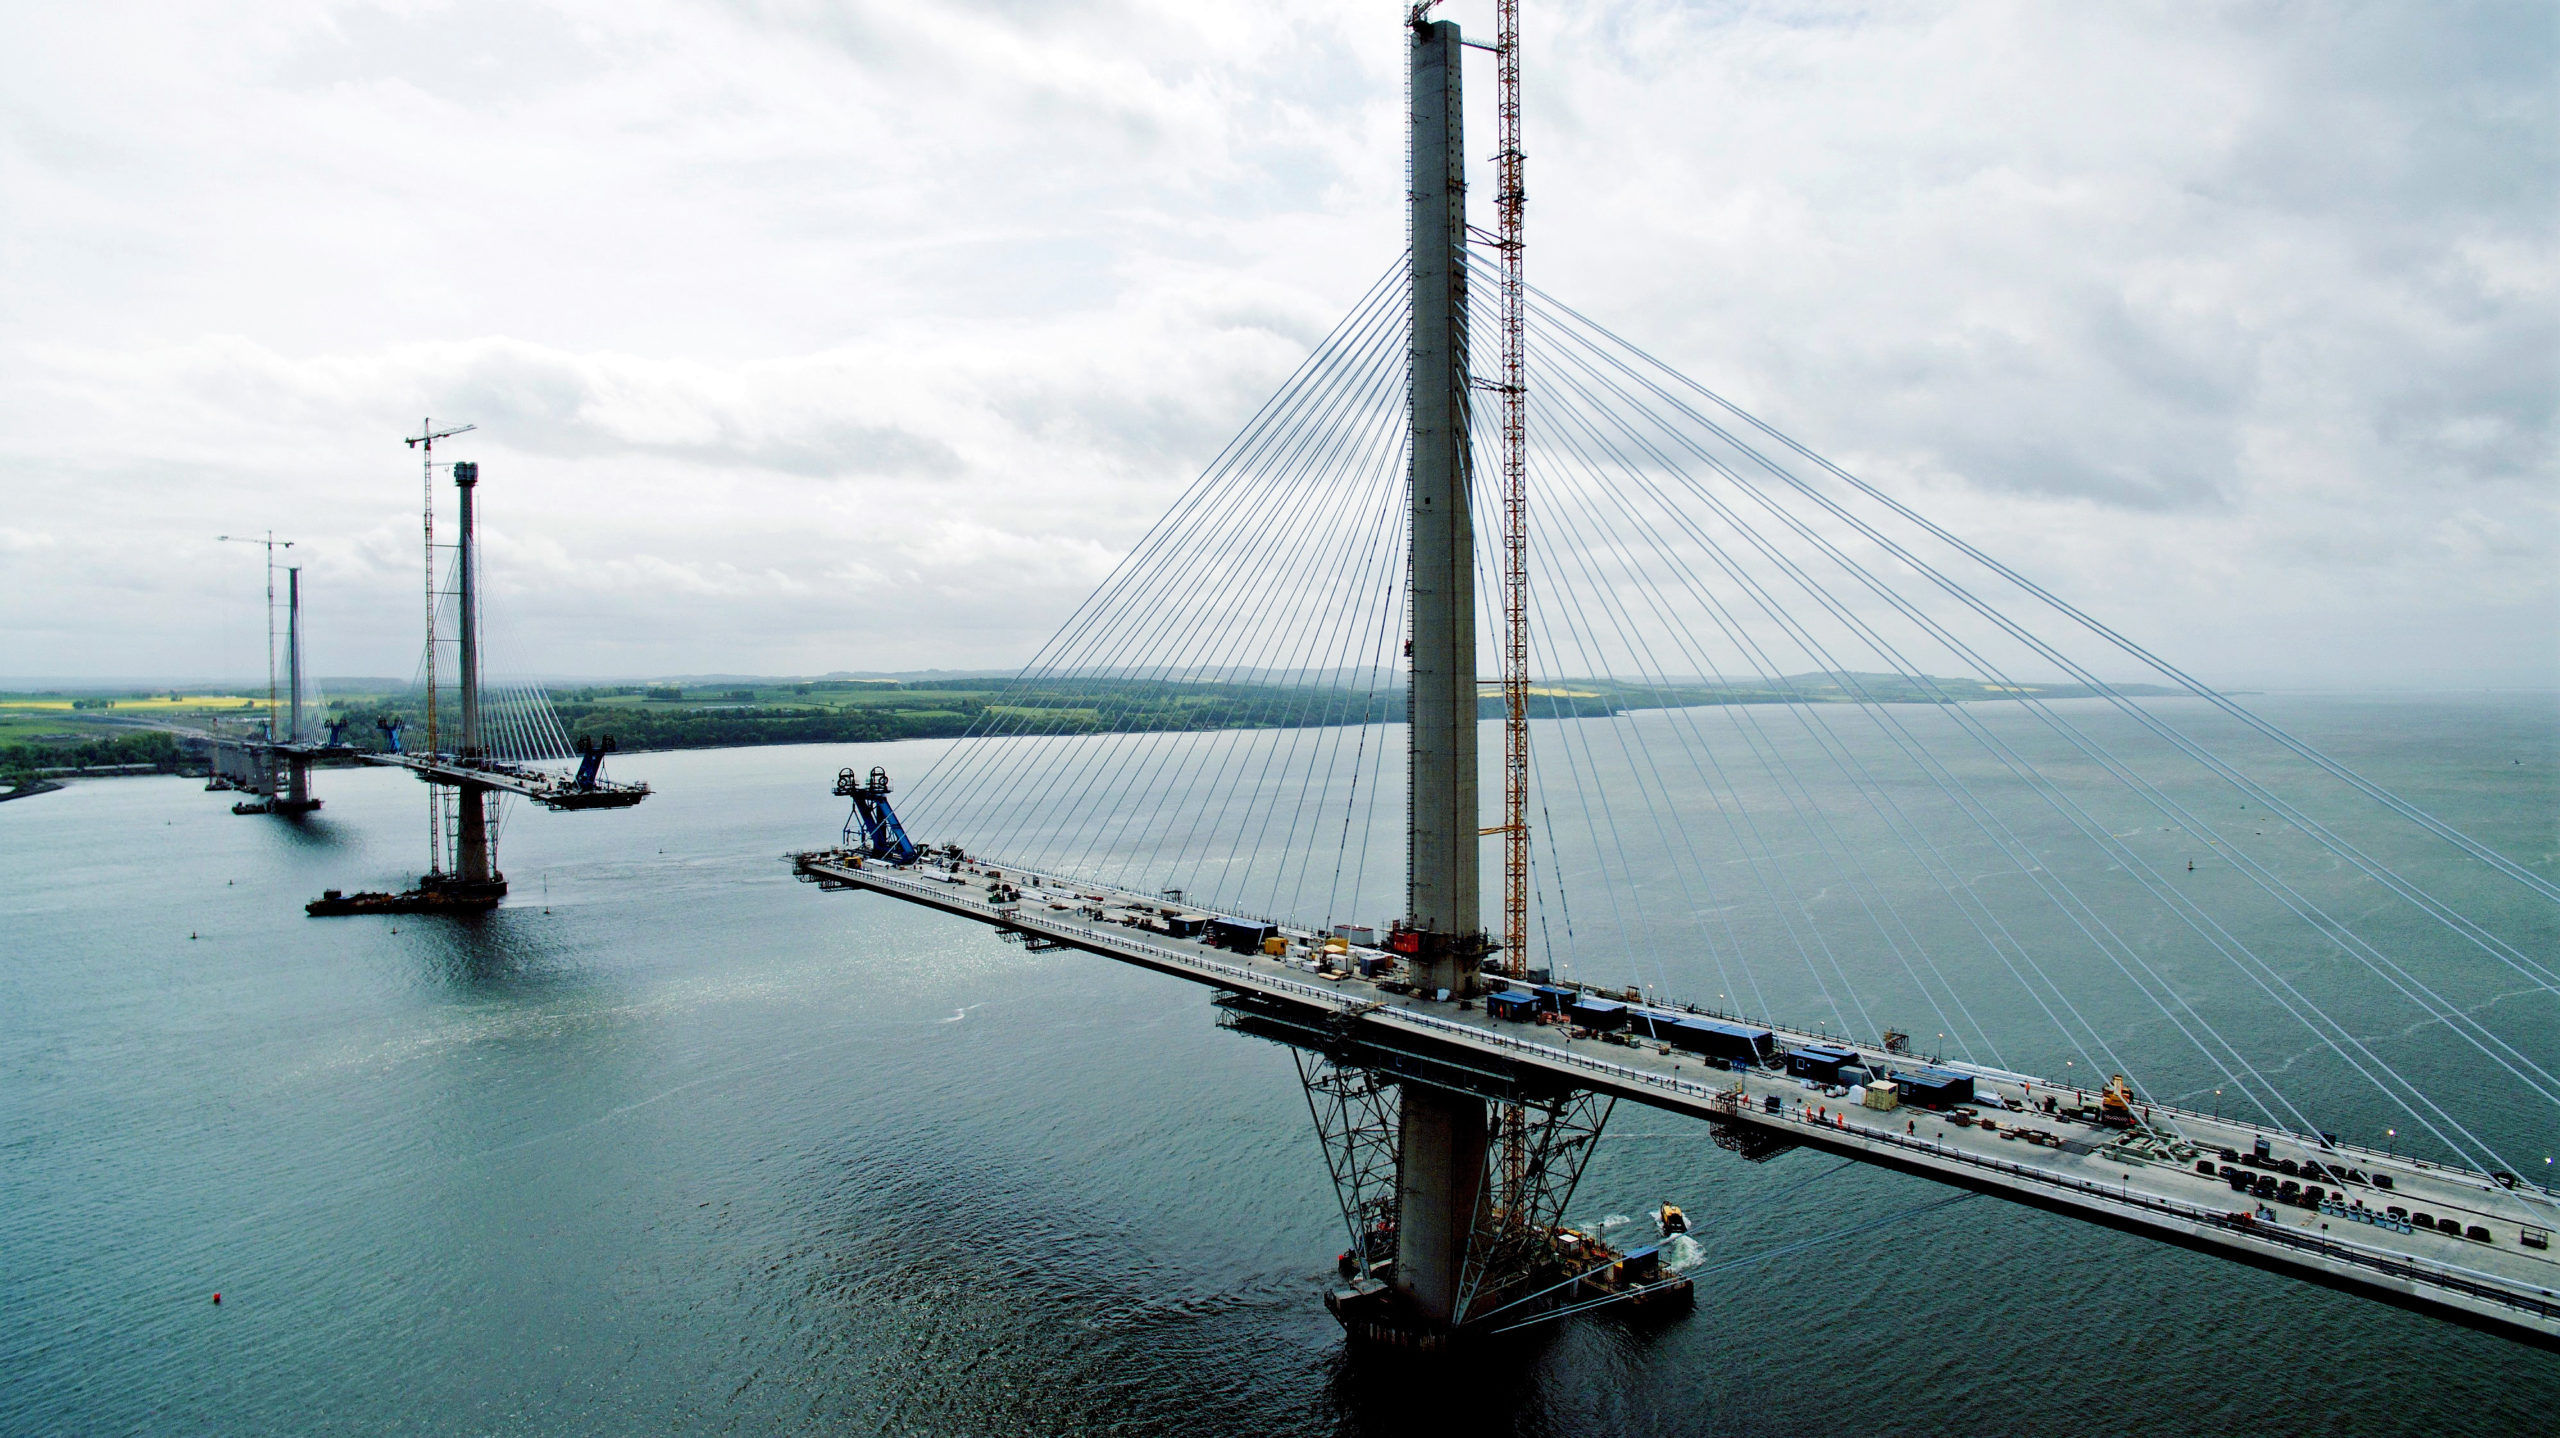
[1393,15,1491,1336]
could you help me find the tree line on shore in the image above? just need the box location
[1,730,182,779]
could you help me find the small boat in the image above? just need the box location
[1657,1201,1688,1237]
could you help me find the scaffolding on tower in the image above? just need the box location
[1490,0,1536,1245]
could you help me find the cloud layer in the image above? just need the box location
[1,1,2550,686]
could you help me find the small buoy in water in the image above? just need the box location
[2186,860,2194,872]
[190,931,198,940]
[211,1293,220,1305]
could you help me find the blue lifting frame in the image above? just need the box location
[835,765,919,863]
[572,735,617,790]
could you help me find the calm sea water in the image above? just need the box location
[4,693,2556,1435]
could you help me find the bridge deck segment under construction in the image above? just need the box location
[794,848,2560,1349]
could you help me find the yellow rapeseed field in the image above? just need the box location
[0,696,261,712]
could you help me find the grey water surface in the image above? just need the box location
[4,692,2556,1435]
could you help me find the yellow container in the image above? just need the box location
[1263,935,1289,956]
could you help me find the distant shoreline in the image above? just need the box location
[0,676,2306,773]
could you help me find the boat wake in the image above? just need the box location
[1659,1232,1707,1272]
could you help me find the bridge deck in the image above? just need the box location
[362,753,648,809]
[794,851,2560,1349]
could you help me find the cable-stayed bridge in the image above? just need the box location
[794,14,2557,1351]
[198,434,646,844]
[201,554,359,816]
[311,444,648,916]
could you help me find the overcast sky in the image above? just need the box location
[2,1,2551,689]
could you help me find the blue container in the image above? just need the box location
[1890,1067,1975,1109]
[1625,1007,1685,1042]
[1673,1018,1776,1063]
[1785,1043,1863,1083]
[1569,996,1628,1030]
[1206,917,1277,954]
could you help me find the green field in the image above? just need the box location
[0,672,2179,769]
[0,693,264,738]
[0,692,268,756]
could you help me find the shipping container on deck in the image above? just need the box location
[1569,996,1629,1030]
[1532,984,1578,1015]
[1671,1018,1776,1064]
[1785,1043,1864,1083]
[1166,913,1210,939]
[1891,1067,1975,1109]
[1207,917,1278,954]
[1627,1008,1705,1044]
[1486,989,1540,1022]
[1614,1246,1662,1284]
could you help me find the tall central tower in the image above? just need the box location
[1394,13,1489,1331]
[1405,16,1481,995]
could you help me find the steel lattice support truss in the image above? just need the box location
[1454,1089,1614,1324]
[1294,1050,1403,1277]
[1251,994,1617,1329]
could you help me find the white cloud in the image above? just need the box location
[0,0,2549,685]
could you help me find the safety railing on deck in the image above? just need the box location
[819,858,2560,1325]
[887,853,2560,1213]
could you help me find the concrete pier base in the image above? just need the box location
[1393,1085,1490,1325]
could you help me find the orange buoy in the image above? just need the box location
[212,1293,221,1304]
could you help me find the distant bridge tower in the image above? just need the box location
[210,532,344,816]
[279,565,315,811]
[308,450,647,916]
[405,419,475,872]
[446,460,503,896]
